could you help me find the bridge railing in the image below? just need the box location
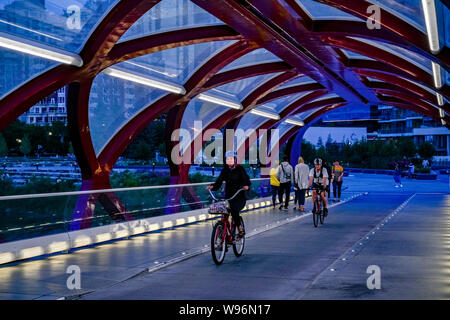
[0,178,272,246]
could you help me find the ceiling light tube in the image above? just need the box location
[421,0,440,53]
[103,67,186,94]
[437,93,444,106]
[439,108,445,118]
[250,109,280,120]
[0,32,83,67]
[285,118,305,126]
[198,93,242,110]
[441,119,446,126]
[432,62,443,88]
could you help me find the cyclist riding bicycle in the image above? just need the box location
[308,158,329,216]
[206,151,251,240]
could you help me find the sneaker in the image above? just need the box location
[279,206,283,210]
[323,207,328,217]
[400,184,403,187]
[395,185,399,188]
[236,231,245,240]
[293,206,297,210]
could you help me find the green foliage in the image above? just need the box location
[418,142,436,160]
[397,137,417,158]
[0,133,7,157]
[123,119,166,160]
[2,120,70,156]
[19,134,32,156]
[415,167,431,174]
[299,137,428,169]
[300,140,316,164]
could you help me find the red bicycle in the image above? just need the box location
[208,188,245,265]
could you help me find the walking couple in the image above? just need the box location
[269,156,309,212]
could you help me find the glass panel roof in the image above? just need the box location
[341,48,375,60]
[350,37,432,73]
[276,75,316,90]
[89,72,168,155]
[235,113,270,150]
[120,0,224,42]
[180,96,230,140]
[310,93,340,103]
[270,122,295,150]
[113,40,236,85]
[211,73,282,101]
[0,0,119,53]
[294,0,363,21]
[293,106,324,120]
[262,92,314,113]
[368,0,426,32]
[0,46,57,99]
[219,48,282,73]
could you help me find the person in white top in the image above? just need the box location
[294,157,309,212]
[308,158,329,216]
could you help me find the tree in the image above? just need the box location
[397,137,417,158]
[317,136,323,148]
[418,142,436,160]
[301,140,316,165]
[0,133,7,157]
[325,134,333,147]
[19,134,32,157]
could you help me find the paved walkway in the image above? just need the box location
[0,173,448,299]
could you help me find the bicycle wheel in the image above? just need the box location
[319,209,324,224]
[313,201,319,228]
[232,217,245,257]
[211,222,226,265]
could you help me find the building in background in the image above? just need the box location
[18,86,67,125]
[376,106,449,157]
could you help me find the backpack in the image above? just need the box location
[313,168,325,184]
[281,163,291,180]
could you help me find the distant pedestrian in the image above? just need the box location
[393,162,403,188]
[408,161,415,179]
[294,157,309,212]
[332,160,344,201]
[276,155,294,210]
[269,160,282,209]
[422,159,429,168]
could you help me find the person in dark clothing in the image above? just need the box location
[206,151,251,238]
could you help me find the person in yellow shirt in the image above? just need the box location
[332,160,344,202]
[270,160,281,209]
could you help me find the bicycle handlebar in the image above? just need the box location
[208,188,245,201]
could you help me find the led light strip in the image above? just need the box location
[285,118,304,126]
[421,0,440,53]
[0,32,83,67]
[198,93,242,110]
[103,67,186,94]
[250,108,280,120]
[432,62,442,88]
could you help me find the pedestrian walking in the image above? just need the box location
[331,160,344,201]
[276,155,294,210]
[294,157,309,212]
[393,162,403,188]
[269,160,282,209]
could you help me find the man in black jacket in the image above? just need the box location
[206,151,251,239]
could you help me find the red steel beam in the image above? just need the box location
[314,0,450,66]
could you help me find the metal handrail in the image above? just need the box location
[0,178,269,201]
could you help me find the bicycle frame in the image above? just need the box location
[218,213,235,244]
